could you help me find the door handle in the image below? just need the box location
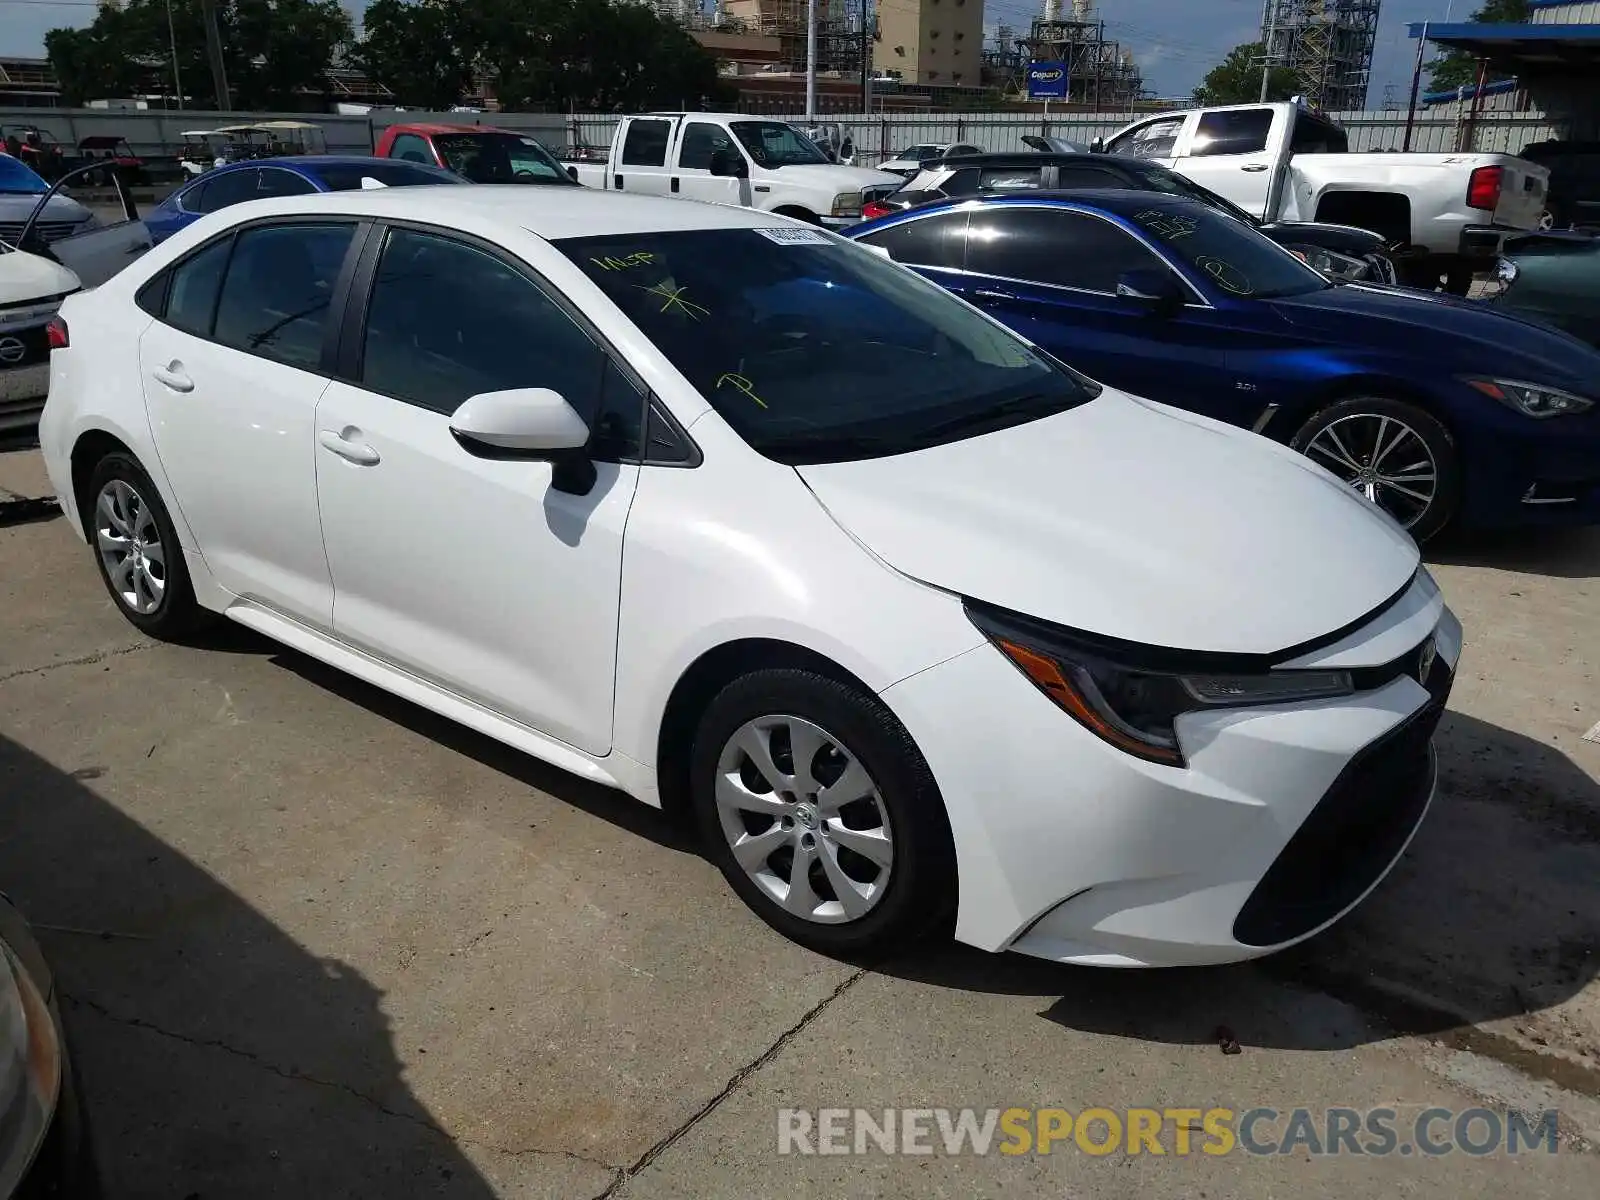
[973,288,1014,302]
[670,176,680,193]
[318,428,380,466]
[1240,163,1270,173]
[151,362,193,392]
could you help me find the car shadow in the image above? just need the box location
[1426,524,1600,579]
[0,733,501,1198]
[260,640,1600,1068]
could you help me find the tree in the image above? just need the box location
[349,0,478,111]
[45,0,352,110]
[1427,0,1530,93]
[1194,43,1298,107]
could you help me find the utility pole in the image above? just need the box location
[806,0,818,121]
[201,0,231,112]
[164,0,184,109]
[1259,0,1274,102]
[860,0,871,113]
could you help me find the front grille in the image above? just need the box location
[1233,656,1453,947]
[0,220,82,245]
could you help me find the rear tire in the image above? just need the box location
[1291,397,1461,542]
[85,451,209,639]
[690,668,956,957]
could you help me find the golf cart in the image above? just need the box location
[177,129,243,178]
[75,135,145,187]
[250,120,328,157]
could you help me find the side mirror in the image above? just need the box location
[449,387,596,493]
[709,147,749,179]
[1115,269,1186,317]
[1090,136,1106,154]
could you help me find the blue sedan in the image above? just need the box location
[145,155,462,244]
[849,190,1600,539]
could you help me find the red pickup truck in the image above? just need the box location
[373,123,578,186]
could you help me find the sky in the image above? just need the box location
[0,0,1481,106]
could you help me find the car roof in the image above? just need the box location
[862,188,1212,224]
[930,152,1156,170]
[385,123,520,136]
[188,185,811,240]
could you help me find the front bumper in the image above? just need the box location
[1453,407,1600,528]
[882,574,1461,967]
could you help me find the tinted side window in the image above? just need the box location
[359,229,605,419]
[390,133,435,163]
[164,236,233,337]
[979,166,1044,192]
[255,167,317,199]
[966,209,1161,292]
[196,169,259,213]
[939,167,980,195]
[857,211,968,269]
[178,179,208,213]
[622,119,671,167]
[1192,109,1274,157]
[212,223,354,369]
[679,121,732,170]
[1053,165,1126,189]
[1290,114,1349,154]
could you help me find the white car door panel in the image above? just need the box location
[1173,108,1278,219]
[139,220,356,626]
[315,226,641,755]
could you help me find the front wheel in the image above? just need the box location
[690,668,956,956]
[1291,397,1461,542]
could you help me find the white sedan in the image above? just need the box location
[38,187,1461,966]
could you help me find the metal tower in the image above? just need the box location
[1260,0,1381,111]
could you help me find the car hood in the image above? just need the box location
[1267,282,1600,394]
[795,390,1419,655]
[0,192,91,225]
[1259,220,1385,255]
[0,249,80,304]
[769,163,906,192]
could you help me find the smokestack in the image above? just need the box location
[1071,0,1091,21]
[1043,0,1060,22]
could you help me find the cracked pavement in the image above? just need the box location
[1,444,1597,1197]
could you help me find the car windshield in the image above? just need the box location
[554,227,1098,465]
[731,122,830,168]
[1124,203,1330,300]
[307,161,465,190]
[0,153,48,195]
[433,133,569,183]
[1115,161,1259,226]
[894,145,942,161]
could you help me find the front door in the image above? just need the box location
[960,206,1254,424]
[673,119,748,205]
[139,219,358,626]
[314,225,642,755]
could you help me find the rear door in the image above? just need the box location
[1172,108,1280,219]
[612,117,676,195]
[959,206,1249,419]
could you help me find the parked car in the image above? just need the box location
[1099,99,1549,292]
[877,141,985,178]
[850,190,1600,540]
[144,155,463,243]
[2,159,150,436]
[863,150,1398,284]
[561,112,902,228]
[375,123,575,184]
[41,186,1461,968]
[0,889,98,1196]
[1486,229,1600,347]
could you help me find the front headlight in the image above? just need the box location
[1465,376,1594,418]
[967,604,1353,767]
[0,941,61,1196]
[830,190,863,218]
[1291,245,1369,282]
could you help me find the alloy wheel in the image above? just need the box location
[714,714,894,925]
[95,478,166,614]
[1305,413,1438,530]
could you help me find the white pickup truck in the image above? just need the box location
[1099,100,1550,292]
[567,112,903,229]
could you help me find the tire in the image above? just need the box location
[1291,396,1461,542]
[689,668,956,957]
[85,451,208,638]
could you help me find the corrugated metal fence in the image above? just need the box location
[0,105,1561,164]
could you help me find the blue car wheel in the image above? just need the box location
[1290,396,1461,542]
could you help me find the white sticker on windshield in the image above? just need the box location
[754,226,831,245]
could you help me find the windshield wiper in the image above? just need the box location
[908,392,1061,445]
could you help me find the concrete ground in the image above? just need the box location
[0,443,1596,1198]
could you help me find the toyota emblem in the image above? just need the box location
[0,337,24,365]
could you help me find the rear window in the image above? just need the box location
[434,133,570,182]
[310,161,464,191]
[1290,113,1349,154]
[554,227,1094,464]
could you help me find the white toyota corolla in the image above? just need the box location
[38,187,1461,967]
